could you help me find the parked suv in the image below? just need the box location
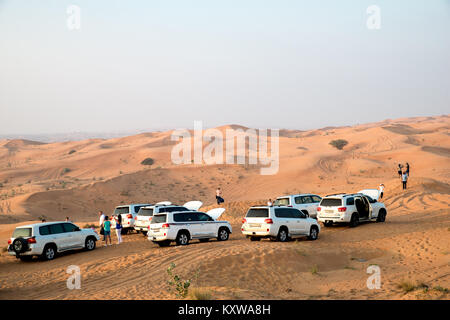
[135,201,203,235]
[148,208,231,247]
[274,194,322,218]
[7,221,100,261]
[111,203,151,234]
[317,189,387,227]
[241,206,320,242]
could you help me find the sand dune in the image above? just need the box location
[0,115,448,300]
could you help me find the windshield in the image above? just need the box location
[246,208,269,218]
[138,208,154,216]
[114,207,129,215]
[13,227,32,238]
[320,198,342,207]
[151,214,167,224]
[274,198,290,206]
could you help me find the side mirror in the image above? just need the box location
[75,227,81,232]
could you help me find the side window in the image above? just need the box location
[184,212,198,222]
[197,213,212,222]
[49,223,65,235]
[134,206,144,213]
[346,197,355,205]
[291,209,304,219]
[294,197,302,204]
[173,213,186,222]
[275,208,285,218]
[39,226,50,235]
[62,223,78,232]
[311,195,321,203]
[302,196,313,204]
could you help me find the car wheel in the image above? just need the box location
[121,228,129,235]
[308,226,319,240]
[277,228,289,242]
[41,245,56,261]
[217,228,229,241]
[323,221,333,227]
[349,213,359,228]
[142,231,148,236]
[156,240,171,247]
[85,237,96,251]
[377,210,386,222]
[12,238,29,254]
[176,231,190,246]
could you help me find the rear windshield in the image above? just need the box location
[114,207,129,215]
[320,198,342,207]
[274,198,290,206]
[138,208,154,216]
[246,208,269,218]
[151,214,167,224]
[13,227,32,238]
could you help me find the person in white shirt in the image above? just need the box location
[267,199,273,207]
[378,184,385,199]
[401,172,408,190]
[98,211,106,240]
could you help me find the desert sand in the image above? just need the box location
[0,115,448,299]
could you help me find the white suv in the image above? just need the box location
[111,203,151,234]
[317,189,387,227]
[148,208,232,247]
[241,206,321,242]
[135,201,203,235]
[7,221,100,261]
[274,194,322,218]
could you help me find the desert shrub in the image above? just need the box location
[141,158,154,166]
[62,168,71,174]
[310,265,319,275]
[329,139,348,150]
[188,288,212,300]
[167,263,199,299]
[397,280,417,293]
[83,223,97,229]
[120,191,129,196]
[68,149,76,155]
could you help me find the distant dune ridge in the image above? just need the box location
[0,115,448,300]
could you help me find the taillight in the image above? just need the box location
[338,207,347,212]
[317,207,321,212]
[27,237,36,244]
[7,239,11,245]
[264,219,273,224]
[127,214,132,219]
[242,218,247,224]
[149,217,152,221]
[162,223,170,228]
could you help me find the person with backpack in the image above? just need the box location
[114,214,123,244]
[103,216,112,246]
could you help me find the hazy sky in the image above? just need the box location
[0,0,449,135]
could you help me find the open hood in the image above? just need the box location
[206,208,226,221]
[155,201,172,206]
[183,201,203,211]
[358,189,380,201]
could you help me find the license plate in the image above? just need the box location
[152,228,160,232]
[325,210,334,214]
[249,223,261,228]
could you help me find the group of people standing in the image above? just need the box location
[397,162,410,190]
[98,211,123,246]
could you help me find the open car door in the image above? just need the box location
[206,208,226,221]
[358,189,380,201]
[183,201,203,211]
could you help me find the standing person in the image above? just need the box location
[401,171,408,190]
[267,198,273,206]
[216,187,224,205]
[378,184,385,199]
[103,216,112,246]
[397,164,403,178]
[406,162,410,176]
[115,214,123,244]
[65,217,70,222]
[98,211,105,240]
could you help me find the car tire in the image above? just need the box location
[217,228,229,241]
[250,236,261,241]
[277,227,289,242]
[121,228,129,235]
[41,244,57,261]
[142,231,148,236]
[349,213,359,228]
[376,210,386,222]
[156,240,171,247]
[176,231,190,246]
[308,226,319,240]
[323,221,333,227]
[12,237,28,254]
[85,237,96,251]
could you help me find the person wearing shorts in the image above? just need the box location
[103,216,112,246]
